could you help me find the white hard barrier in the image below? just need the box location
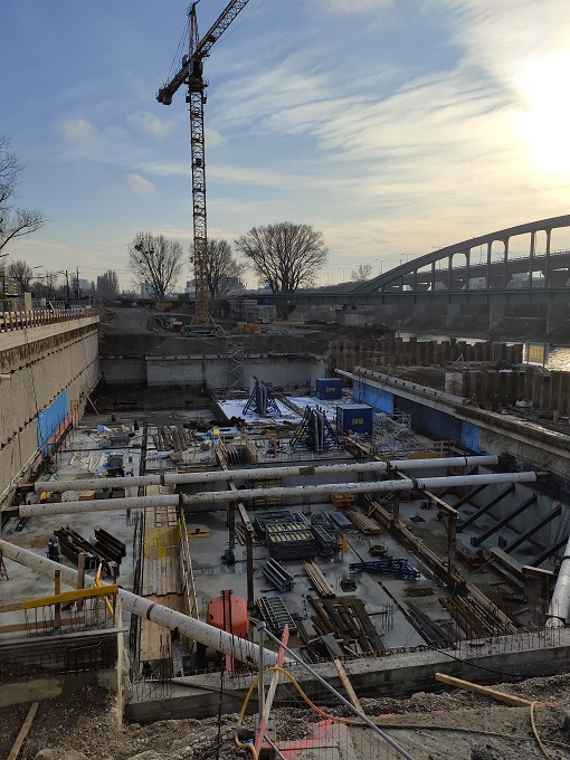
[21,471,537,518]
[34,455,500,494]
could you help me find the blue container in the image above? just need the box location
[336,404,373,435]
[316,378,343,400]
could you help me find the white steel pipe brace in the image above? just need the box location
[20,471,537,518]
[34,455,499,494]
[0,538,281,666]
[547,533,570,627]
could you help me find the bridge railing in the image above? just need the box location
[0,307,98,334]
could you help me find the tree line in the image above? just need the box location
[1,261,121,302]
[2,134,374,304]
[128,221,330,299]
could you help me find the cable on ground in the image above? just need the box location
[235,666,418,760]
[530,701,552,759]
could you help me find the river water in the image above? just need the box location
[398,332,570,371]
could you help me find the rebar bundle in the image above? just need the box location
[349,558,420,581]
[242,377,280,417]
[290,406,337,452]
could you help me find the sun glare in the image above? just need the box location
[514,53,570,176]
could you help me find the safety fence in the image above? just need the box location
[0,307,97,333]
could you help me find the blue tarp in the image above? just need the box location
[353,381,394,413]
[37,390,70,453]
[354,378,483,454]
[461,422,481,453]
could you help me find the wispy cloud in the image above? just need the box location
[59,118,98,143]
[20,0,570,282]
[127,172,155,194]
[316,0,393,12]
[201,0,570,269]
[129,111,173,139]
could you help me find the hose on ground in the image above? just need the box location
[235,666,417,760]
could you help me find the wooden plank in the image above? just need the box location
[435,673,536,707]
[425,490,457,516]
[236,503,255,534]
[255,625,289,752]
[334,658,363,712]
[7,702,38,760]
[140,593,185,663]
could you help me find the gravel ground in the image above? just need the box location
[3,674,570,760]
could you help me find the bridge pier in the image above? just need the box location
[446,303,461,329]
[489,301,505,332]
[546,300,568,339]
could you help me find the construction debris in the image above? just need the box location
[307,595,385,656]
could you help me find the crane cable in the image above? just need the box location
[166,17,190,82]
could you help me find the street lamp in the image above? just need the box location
[0,253,9,304]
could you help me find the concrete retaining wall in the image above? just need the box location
[102,355,326,390]
[0,316,99,500]
[127,630,570,721]
[347,369,570,480]
[101,358,146,385]
[466,480,567,553]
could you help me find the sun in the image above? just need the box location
[514,53,570,176]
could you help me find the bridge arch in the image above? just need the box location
[357,214,570,294]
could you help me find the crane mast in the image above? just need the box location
[157,0,253,325]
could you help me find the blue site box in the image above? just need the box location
[336,404,373,434]
[316,378,343,400]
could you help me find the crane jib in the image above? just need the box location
[195,0,253,60]
[159,0,253,103]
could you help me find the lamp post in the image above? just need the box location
[0,253,9,310]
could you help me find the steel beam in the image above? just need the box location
[472,494,537,547]
[504,505,562,554]
[533,535,569,568]
[453,483,490,509]
[236,503,255,610]
[447,512,457,582]
[457,485,515,532]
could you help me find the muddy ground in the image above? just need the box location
[3,672,570,759]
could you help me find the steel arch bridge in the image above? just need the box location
[355,214,570,295]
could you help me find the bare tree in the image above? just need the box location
[197,239,247,298]
[129,233,183,298]
[31,271,59,300]
[0,137,20,207]
[352,263,373,281]
[0,137,45,257]
[235,222,327,293]
[7,260,33,294]
[96,270,120,301]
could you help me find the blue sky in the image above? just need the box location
[2,0,570,289]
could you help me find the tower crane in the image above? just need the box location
[157,0,253,325]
